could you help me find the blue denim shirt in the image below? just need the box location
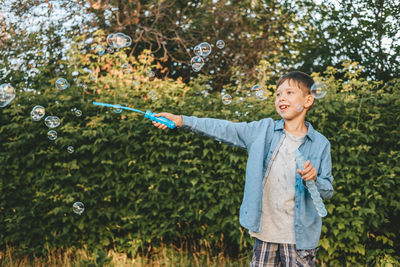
[181,116,334,250]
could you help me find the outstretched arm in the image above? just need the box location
[152,113,271,150]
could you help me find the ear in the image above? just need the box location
[304,94,314,109]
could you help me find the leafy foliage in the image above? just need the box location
[1,28,400,266]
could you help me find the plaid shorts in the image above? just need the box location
[250,238,318,267]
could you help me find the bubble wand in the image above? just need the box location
[92,101,176,129]
[294,149,328,217]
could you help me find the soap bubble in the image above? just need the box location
[67,146,74,154]
[44,116,60,128]
[122,63,132,74]
[107,46,115,54]
[255,89,267,100]
[94,44,106,55]
[221,88,226,95]
[216,40,225,49]
[251,84,261,95]
[222,94,232,105]
[147,70,155,78]
[198,42,212,57]
[149,90,158,101]
[107,33,132,49]
[193,45,202,56]
[113,104,122,113]
[311,82,327,99]
[191,56,204,70]
[31,105,45,121]
[47,130,57,141]
[73,202,85,215]
[192,66,201,72]
[0,83,16,108]
[75,109,82,117]
[55,78,68,90]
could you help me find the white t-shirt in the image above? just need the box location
[250,131,304,244]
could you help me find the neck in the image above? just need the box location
[284,115,308,136]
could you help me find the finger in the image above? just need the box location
[302,173,313,181]
[155,112,171,118]
[303,165,313,174]
[303,160,310,169]
[161,124,168,130]
[302,170,317,181]
[297,169,303,176]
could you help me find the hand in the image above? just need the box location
[297,160,317,182]
[152,112,183,130]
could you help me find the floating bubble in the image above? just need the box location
[55,78,68,90]
[47,130,57,141]
[75,109,82,117]
[67,146,74,154]
[44,116,60,128]
[221,88,226,95]
[107,46,115,54]
[107,33,132,49]
[198,42,212,57]
[72,70,79,76]
[191,56,204,70]
[311,82,327,99]
[251,84,262,95]
[147,70,155,78]
[216,40,225,49]
[31,105,45,121]
[193,45,202,56]
[113,104,122,113]
[94,44,106,55]
[83,68,95,81]
[73,202,85,215]
[255,89,267,100]
[122,63,132,74]
[149,90,158,101]
[222,94,232,105]
[0,83,16,108]
[192,66,201,72]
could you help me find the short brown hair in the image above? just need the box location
[276,71,314,96]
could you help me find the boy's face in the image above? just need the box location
[275,79,313,120]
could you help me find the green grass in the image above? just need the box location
[0,244,252,267]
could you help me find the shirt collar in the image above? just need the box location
[274,119,315,141]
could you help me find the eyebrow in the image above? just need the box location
[276,87,298,93]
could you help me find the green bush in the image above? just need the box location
[1,33,399,266]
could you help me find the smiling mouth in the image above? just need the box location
[279,105,289,111]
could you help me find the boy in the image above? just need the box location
[152,71,334,266]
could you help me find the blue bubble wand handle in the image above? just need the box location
[92,101,175,129]
[294,149,328,217]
